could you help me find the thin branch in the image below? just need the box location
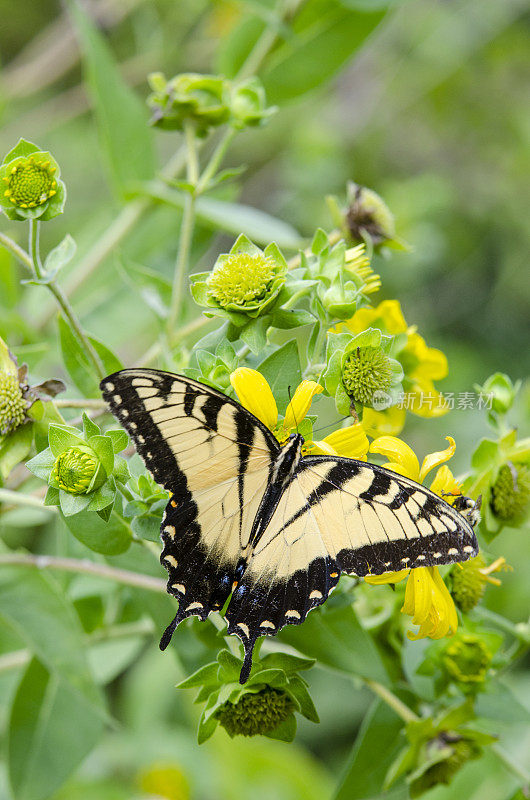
[0,553,167,593]
[0,233,33,272]
[0,488,57,513]
[363,678,419,724]
[54,398,107,409]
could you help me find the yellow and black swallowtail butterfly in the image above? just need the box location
[101,369,479,682]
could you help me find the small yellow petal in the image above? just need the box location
[429,465,462,500]
[431,566,458,635]
[407,382,450,418]
[370,436,420,481]
[402,568,417,616]
[407,333,448,382]
[310,439,337,456]
[322,422,369,460]
[230,368,277,430]
[364,569,409,585]
[283,380,323,431]
[362,405,406,438]
[407,567,432,624]
[419,436,456,483]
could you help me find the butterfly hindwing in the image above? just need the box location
[225,455,478,679]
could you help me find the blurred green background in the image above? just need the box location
[0,1,529,798]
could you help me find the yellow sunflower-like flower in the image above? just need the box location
[365,435,460,641]
[230,367,369,459]
[339,299,449,435]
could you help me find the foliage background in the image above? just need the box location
[0,1,529,799]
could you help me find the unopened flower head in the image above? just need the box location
[147,72,230,135]
[346,183,396,245]
[0,371,27,436]
[0,140,66,221]
[216,687,294,737]
[491,462,530,521]
[208,252,279,309]
[451,554,507,613]
[51,446,102,495]
[342,346,393,405]
[442,635,491,685]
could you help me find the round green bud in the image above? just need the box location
[491,463,530,521]
[451,555,486,613]
[342,346,393,405]
[207,252,283,311]
[0,371,27,435]
[216,688,294,737]
[412,736,482,794]
[50,445,104,495]
[442,635,491,686]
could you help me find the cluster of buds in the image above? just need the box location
[147,73,276,136]
[175,648,318,744]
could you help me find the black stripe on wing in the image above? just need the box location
[300,456,479,574]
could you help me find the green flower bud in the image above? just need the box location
[411,735,482,795]
[0,371,27,435]
[147,72,230,135]
[442,635,491,687]
[321,274,359,320]
[477,373,519,416]
[229,78,277,129]
[491,462,530,521]
[191,235,288,320]
[0,140,66,222]
[216,688,294,738]
[50,445,105,495]
[346,183,396,246]
[451,555,486,613]
[342,346,394,405]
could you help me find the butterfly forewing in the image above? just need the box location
[101,369,279,629]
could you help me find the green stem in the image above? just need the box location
[0,552,166,593]
[28,220,105,380]
[54,398,106,409]
[166,122,198,338]
[363,678,419,724]
[0,488,56,513]
[473,606,526,640]
[196,127,237,195]
[0,232,33,272]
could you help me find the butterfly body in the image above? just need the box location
[101,369,478,682]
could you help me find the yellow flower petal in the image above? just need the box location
[310,439,337,456]
[407,567,432,624]
[407,382,450,418]
[362,406,406,438]
[364,569,409,585]
[343,300,408,336]
[369,436,420,481]
[431,566,458,635]
[429,465,462,500]
[418,436,456,483]
[283,380,323,431]
[321,422,369,460]
[406,333,448,382]
[230,367,277,430]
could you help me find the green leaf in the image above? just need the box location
[105,428,129,453]
[334,700,406,800]
[61,506,132,555]
[59,490,92,517]
[68,0,155,197]
[86,434,114,476]
[272,309,316,329]
[264,713,297,742]
[8,658,103,800]
[287,676,319,723]
[2,138,40,164]
[257,341,302,414]
[279,600,389,684]
[43,234,76,279]
[0,423,33,480]
[58,316,122,397]
[176,662,219,691]
[261,652,316,674]
[197,709,219,744]
[0,566,104,711]
[263,6,386,104]
[240,317,268,354]
[48,423,85,457]
[146,183,303,249]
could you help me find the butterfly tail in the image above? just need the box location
[159,613,179,651]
